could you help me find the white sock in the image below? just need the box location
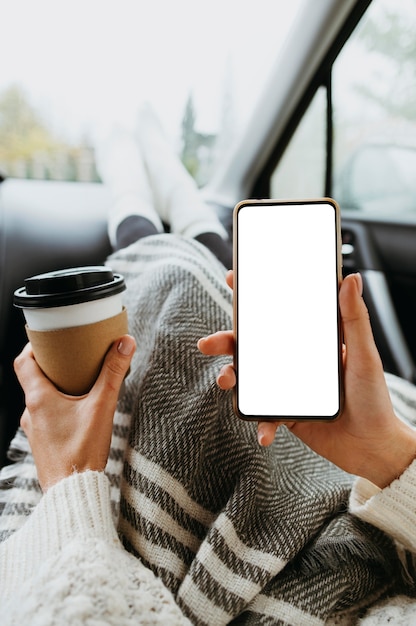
[136,103,228,240]
[96,127,164,247]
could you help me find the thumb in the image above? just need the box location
[339,273,381,370]
[92,334,136,399]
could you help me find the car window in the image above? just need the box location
[332,0,416,218]
[0,0,304,187]
[270,87,326,199]
[270,0,416,220]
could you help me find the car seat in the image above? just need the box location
[0,177,112,465]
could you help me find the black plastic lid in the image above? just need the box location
[14,266,126,309]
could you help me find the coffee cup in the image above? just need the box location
[14,266,128,395]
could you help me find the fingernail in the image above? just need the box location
[354,273,363,296]
[257,426,266,446]
[117,336,135,356]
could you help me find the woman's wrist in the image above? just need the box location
[363,421,416,488]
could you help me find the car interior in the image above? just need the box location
[1,0,416,466]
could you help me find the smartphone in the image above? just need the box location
[233,198,343,421]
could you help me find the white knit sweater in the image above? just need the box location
[0,471,191,625]
[0,463,415,625]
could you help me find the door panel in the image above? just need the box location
[342,217,416,381]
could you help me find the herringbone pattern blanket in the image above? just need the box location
[0,235,411,625]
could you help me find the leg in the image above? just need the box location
[96,128,164,251]
[115,216,160,252]
[136,104,229,242]
[195,232,232,270]
[97,107,232,265]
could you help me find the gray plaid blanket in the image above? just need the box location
[0,235,412,625]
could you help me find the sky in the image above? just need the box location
[0,0,305,146]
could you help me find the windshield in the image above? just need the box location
[0,0,304,186]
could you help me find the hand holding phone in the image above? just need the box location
[199,248,412,486]
[233,198,343,421]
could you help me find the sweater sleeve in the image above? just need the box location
[349,459,416,552]
[0,470,119,601]
[0,470,192,625]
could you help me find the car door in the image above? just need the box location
[252,0,416,383]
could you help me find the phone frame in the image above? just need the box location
[233,197,344,422]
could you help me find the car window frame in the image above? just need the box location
[252,0,372,200]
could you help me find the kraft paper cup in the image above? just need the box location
[14,266,128,395]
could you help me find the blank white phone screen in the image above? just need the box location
[236,201,341,419]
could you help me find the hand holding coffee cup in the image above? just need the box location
[14,266,128,395]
